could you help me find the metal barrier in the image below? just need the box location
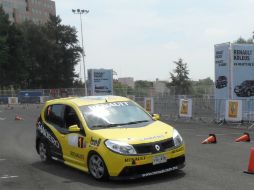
[1,88,254,125]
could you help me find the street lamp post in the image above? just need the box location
[72,9,89,96]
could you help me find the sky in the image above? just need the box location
[54,0,254,82]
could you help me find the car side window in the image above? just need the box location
[64,106,81,128]
[45,104,65,128]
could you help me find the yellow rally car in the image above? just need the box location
[36,96,185,180]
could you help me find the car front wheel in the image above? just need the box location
[88,153,108,180]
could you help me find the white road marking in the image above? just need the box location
[0,175,19,179]
[0,117,6,121]
[0,158,6,161]
[196,133,243,137]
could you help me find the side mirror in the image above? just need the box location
[152,114,160,120]
[68,125,81,132]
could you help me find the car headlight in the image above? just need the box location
[105,140,137,155]
[173,129,183,147]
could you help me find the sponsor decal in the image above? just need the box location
[90,137,101,147]
[125,156,146,163]
[171,146,184,154]
[37,122,60,149]
[141,166,178,177]
[180,100,188,114]
[68,135,86,148]
[70,151,84,160]
[228,101,238,118]
[88,102,129,111]
[138,135,164,141]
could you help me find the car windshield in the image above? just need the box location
[80,101,153,129]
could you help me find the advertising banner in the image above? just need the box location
[144,97,154,113]
[231,44,254,99]
[8,97,18,104]
[179,99,192,118]
[214,43,230,99]
[225,100,242,122]
[88,69,113,96]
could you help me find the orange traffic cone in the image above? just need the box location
[202,134,217,144]
[15,115,23,121]
[244,148,254,174]
[235,133,250,142]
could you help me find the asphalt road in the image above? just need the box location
[1,105,254,190]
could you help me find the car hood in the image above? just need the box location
[92,121,174,144]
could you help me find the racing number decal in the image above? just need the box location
[78,137,84,148]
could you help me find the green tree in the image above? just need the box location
[6,24,28,88]
[234,37,253,44]
[169,58,191,95]
[1,11,82,89]
[191,77,214,95]
[0,6,10,88]
[18,15,82,88]
[42,15,82,88]
[113,80,134,96]
[134,80,153,96]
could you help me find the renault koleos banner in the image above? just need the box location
[214,43,230,99]
[232,44,254,99]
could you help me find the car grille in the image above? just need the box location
[133,138,175,154]
[119,155,185,177]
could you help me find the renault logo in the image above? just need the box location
[155,144,160,151]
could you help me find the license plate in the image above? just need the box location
[153,155,167,165]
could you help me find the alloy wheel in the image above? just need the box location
[89,154,106,179]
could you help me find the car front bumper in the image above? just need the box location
[102,144,185,179]
[110,155,185,180]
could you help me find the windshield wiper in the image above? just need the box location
[91,123,120,129]
[91,120,150,129]
[120,120,150,126]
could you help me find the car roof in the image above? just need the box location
[46,95,131,107]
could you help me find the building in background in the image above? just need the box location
[0,0,55,24]
[153,78,169,94]
[118,77,135,88]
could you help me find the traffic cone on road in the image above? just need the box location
[15,115,23,121]
[202,134,217,144]
[244,148,254,174]
[235,133,250,142]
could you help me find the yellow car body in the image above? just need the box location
[36,96,185,180]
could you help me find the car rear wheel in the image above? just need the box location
[88,153,108,180]
[38,141,51,163]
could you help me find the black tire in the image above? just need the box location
[88,153,109,180]
[38,140,51,163]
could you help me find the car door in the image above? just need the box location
[60,105,88,167]
[43,104,66,160]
